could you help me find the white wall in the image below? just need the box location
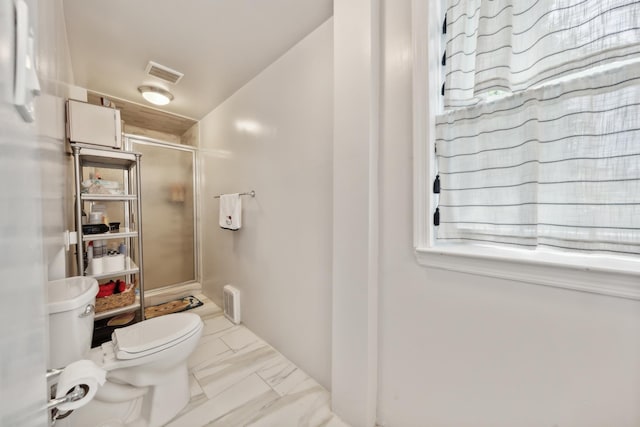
[37,0,78,282]
[199,20,334,389]
[0,0,75,425]
[331,0,379,425]
[375,0,640,426]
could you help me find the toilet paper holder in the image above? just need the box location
[48,384,87,425]
[48,384,87,410]
[46,360,106,425]
[47,369,87,425]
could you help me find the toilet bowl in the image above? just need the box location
[47,277,203,427]
[70,313,203,427]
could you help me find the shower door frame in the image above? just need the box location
[124,134,201,290]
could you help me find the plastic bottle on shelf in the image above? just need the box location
[87,241,93,263]
[94,240,105,258]
[90,203,106,225]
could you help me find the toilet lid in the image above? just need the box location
[112,313,202,360]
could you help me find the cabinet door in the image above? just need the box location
[67,100,122,148]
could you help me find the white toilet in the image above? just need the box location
[47,277,203,427]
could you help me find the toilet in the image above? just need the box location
[47,277,203,427]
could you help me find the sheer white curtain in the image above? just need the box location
[435,0,640,255]
[444,0,640,108]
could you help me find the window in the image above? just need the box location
[412,0,640,298]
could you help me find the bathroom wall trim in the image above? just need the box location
[124,133,197,152]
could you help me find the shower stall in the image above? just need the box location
[126,135,199,292]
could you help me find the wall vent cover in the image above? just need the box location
[145,61,184,84]
[223,285,241,324]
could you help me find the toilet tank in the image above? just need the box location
[47,277,98,369]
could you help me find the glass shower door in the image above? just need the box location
[130,138,196,290]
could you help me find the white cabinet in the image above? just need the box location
[71,143,145,328]
[67,100,122,149]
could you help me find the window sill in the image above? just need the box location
[415,244,640,300]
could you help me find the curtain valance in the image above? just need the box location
[444,0,640,108]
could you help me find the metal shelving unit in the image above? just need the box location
[71,143,145,323]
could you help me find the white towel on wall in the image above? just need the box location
[219,193,242,230]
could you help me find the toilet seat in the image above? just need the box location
[112,313,202,360]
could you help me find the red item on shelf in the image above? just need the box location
[97,280,116,298]
[96,288,113,298]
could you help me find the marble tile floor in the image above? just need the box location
[165,294,350,427]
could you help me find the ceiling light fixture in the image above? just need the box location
[138,85,173,106]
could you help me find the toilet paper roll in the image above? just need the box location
[89,257,103,275]
[55,360,106,411]
[103,253,124,272]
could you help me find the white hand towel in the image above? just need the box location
[219,193,242,230]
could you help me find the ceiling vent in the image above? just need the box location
[145,61,184,84]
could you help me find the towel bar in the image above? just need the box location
[214,190,255,199]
